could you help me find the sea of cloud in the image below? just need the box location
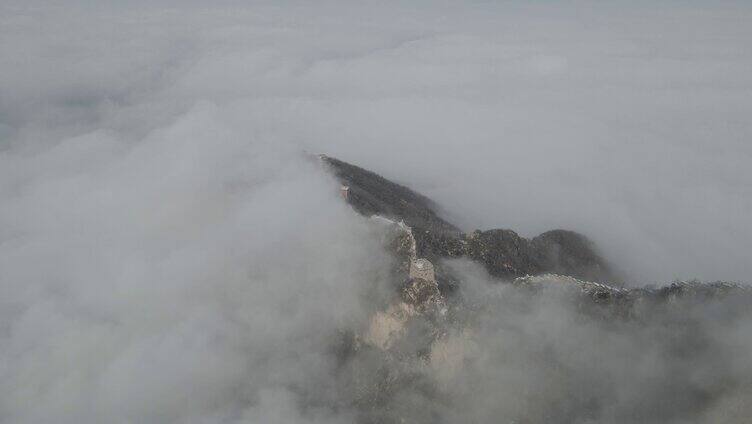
[1,1,751,422]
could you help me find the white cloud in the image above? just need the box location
[1,1,751,422]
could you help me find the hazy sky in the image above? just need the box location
[1,1,751,422]
[3,1,750,283]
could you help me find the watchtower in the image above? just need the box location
[340,185,350,200]
[409,258,435,282]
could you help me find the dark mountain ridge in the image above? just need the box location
[321,154,613,283]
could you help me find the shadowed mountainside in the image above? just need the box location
[321,155,613,284]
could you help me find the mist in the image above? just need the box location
[1,1,751,423]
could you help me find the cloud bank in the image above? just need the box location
[1,1,751,423]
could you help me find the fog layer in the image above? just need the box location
[1,1,751,423]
